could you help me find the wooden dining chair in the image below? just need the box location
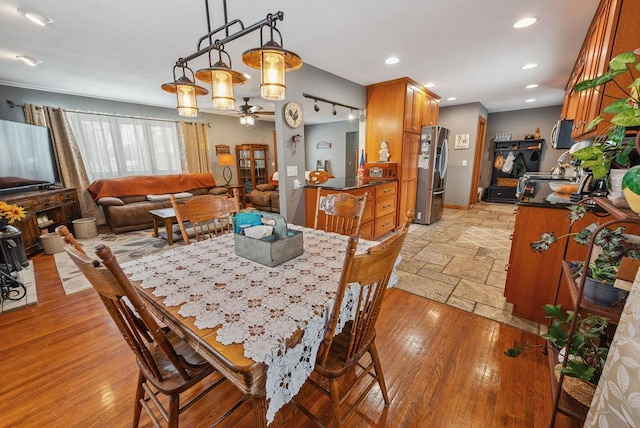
[56,228,236,427]
[55,225,86,254]
[314,188,368,237]
[170,189,240,245]
[295,210,415,427]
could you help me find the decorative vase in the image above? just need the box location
[583,276,627,306]
[622,166,640,214]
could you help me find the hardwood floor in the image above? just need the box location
[0,253,579,427]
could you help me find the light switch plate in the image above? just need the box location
[287,166,298,176]
[462,160,467,166]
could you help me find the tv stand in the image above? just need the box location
[3,188,81,255]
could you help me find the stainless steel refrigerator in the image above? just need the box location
[414,126,449,224]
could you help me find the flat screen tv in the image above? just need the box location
[0,119,60,194]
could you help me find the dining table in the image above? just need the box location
[121,224,398,427]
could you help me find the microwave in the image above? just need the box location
[550,119,575,149]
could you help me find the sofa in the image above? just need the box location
[88,173,228,233]
[248,184,279,213]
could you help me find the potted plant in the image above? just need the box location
[0,201,26,231]
[571,51,640,183]
[531,204,640,306]
[505,303,611,385]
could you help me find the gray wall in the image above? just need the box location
[0,84,276,187]
[438,103,488,208]
[304,120,359,178]
[271,63,366,225]
[483,105,565,189]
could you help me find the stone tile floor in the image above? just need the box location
[396,202,545,334]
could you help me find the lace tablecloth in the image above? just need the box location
[122,225,385,423]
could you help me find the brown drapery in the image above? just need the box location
[181,121,212,173]
[22,103,105,224]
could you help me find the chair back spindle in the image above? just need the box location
[314,188,368,237]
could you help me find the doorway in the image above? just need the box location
[469,116,486,204]
[345,132,358,179]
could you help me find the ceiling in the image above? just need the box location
[0,0,600,125]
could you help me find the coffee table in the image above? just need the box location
[148,208,178,245]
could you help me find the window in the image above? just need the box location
[66,112,182,181]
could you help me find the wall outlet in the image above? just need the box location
[293,179,302,189]
[287,166,298,176]
[417,212,422,220]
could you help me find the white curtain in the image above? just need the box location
[66,112,182,181]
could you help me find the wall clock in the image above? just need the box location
[284,101,303,128]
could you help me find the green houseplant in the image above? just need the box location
[505,304,610,384]
[531,204,640,306]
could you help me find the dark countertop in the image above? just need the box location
[517,180,576,208]
[305,178,397,191]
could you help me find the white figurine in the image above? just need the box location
[379,140,390,162]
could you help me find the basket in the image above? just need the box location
[496,177,519,187]
[554,365,596,407]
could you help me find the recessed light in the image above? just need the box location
[17,8,54,26]
[16,55,42,67]
[447,97,457,101]
[526,98,536,103]
[385,57,399,65]
[424,82,435,88]
[526,84,539,89]
[513,17,537,28]
[521,63,538,70]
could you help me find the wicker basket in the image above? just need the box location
[496,177,519,187]
[554,365,596,407]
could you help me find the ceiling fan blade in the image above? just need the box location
[248,105,263,113]
[256,111,275,115]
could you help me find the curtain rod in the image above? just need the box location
[302,93,362,111]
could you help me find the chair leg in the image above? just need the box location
[168,393,180,428]
[370,342,390,405]
[133,371,145,427]
[329,377,342,428]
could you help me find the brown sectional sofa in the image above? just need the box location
[248,184,279,212]
[88,173,228,233]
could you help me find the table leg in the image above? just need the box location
[151,217,159,238]
[163,218,174,245]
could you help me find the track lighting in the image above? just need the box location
[314,101,320,112]
[303,93,362,118]
[332,105,337,116]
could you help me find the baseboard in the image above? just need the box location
[444,204,469,210]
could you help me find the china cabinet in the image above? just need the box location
[235,144,269,195]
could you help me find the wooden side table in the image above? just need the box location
[148,208,178,245]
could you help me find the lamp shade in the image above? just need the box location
[161,68,208,118]
[218,154,234,166]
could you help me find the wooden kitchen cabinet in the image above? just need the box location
[366,77,440,228]
[562,0,640,141]
[505,205,596,323]
[3,188,81,255]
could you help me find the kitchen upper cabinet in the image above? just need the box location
[366,77,440,228]
[404,84,424,133]
[562,0,640,141]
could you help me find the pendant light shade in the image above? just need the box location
[195,48,247,111]
[161,64,208,117]
[242,25,302,101]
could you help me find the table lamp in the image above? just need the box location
[218,154,234,186]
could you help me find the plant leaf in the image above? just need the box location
[603,98,634,114]
[611,109,640,127]
[574,78,596,92]
[571,146,603,161]
[609,52,637,70]
[585,116,605,131]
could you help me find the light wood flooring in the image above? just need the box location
[0,251,581,427]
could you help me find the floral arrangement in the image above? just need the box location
[0,201,26,224]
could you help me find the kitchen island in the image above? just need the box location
[305,178,398,240]
[505,179,592,323]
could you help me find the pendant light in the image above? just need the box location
[242,23,302,101]
[161,64,208,117]
[195,47,247,110]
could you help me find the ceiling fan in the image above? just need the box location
[237,98,274,125]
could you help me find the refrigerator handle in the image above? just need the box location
[440,138,449,179]
[433,189,446,195]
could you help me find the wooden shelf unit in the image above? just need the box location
[485,139,543,203]
[235,144,269,195]
[3,188,81,255]
[548,197,636,426]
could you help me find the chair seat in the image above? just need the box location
[140,328,216,395]
[314,321,375,378]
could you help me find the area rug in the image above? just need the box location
[54,229,178,295]
[0,261,37,314]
